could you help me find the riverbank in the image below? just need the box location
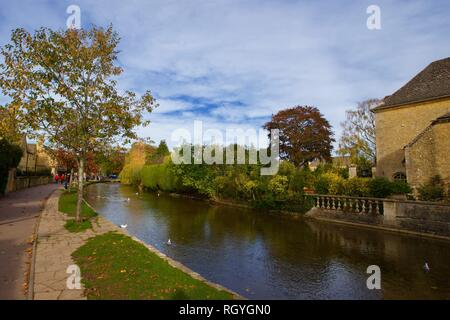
[31,189,240,300]
[157,188,450,242]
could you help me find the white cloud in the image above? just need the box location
[1,0,450,148]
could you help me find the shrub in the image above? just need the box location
[268,175,289,198]
[140,162,181,192]
[368,177,392,198]
[314,174,331,194]
[344,177,370,197]
[391,180,412,195]
[0,139,23,194]
[313,173,345,195]
[417,175,445,201]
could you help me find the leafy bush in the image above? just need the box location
[140,162,180,192]
[418,175,445,202]
[0,139,23,194]
[368,177,392,198]
[344,177,370,197]
[268,175,289,198]
[313,173,345,195]
[391,180,412,195]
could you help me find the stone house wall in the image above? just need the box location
[405,120,450,190]
[374,97,450,180]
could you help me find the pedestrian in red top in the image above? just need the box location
[54,174,59,184]
[60,174,65,185]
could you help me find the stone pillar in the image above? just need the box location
[382,200,398,226]
[372,167,377,177]
[349,165,357,178]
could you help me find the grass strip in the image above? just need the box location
[72,232,234,300]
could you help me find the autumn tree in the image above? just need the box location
[264,106,334,167]
[338,99,379,164]
[0,103,23,143]
[96,145,126,176]
[0,26,156,222]
[146,139,170,164]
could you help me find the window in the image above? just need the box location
[393,172,407,182]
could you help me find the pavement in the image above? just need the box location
[33,190,118,300]
[0,183,59,300]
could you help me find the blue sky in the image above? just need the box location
[1,0,450,148]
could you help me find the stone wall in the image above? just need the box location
[306,195,450,238]
[374,97,450,180]
[405,120,450,189]
[5,173,52,194]
[383,200,450,237]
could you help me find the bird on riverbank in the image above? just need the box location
[424,262,430,272]
[135,192,139,195]
[125,197,130,202]
[167,238,172,245]
[120,224,128,229]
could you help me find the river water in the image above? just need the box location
[85,183,450,299]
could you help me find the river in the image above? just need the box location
[85,183,450,299]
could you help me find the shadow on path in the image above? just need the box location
[0,184,59,300]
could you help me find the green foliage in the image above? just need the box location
[72,232,234,299]
[0,138,23,194]
[121,144,313,213]
[368,177,393,198]
[146,140,170,165]
[344,178,370,197]
[418,175,445,202]
[391,180,412,195]
[141,162,181,192]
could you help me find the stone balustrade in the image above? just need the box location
[307,194,384,215]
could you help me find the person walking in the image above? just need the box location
[60,173,65,185]
[54,173,59,185]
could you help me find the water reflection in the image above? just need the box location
[86,183,450,299]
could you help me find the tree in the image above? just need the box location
[96,145,126,176]
[0,103,23,143]
[0,26,156,222]
[263,106,334,167]
[146,139,170,164]
[338,99,379,164]
[0,138,23,194]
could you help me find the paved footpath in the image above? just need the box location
[33,190,117,300]
[0,184,59,300]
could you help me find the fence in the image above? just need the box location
[308,194,384,215]
[305,194,450,238]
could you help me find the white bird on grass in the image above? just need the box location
[167,238,172,245]
[424,262,430,272]
[120,224,128,229]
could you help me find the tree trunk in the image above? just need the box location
[75,158,84,223]
[69,168,74,187]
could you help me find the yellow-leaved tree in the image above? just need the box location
[0,26,157,223]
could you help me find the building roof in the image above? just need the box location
[373,57,450,111]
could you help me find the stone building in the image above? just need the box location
[372,57,450,190]
[17,135,55,174]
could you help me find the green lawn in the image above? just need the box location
[72,232,234,300]
[59,191,98,232]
